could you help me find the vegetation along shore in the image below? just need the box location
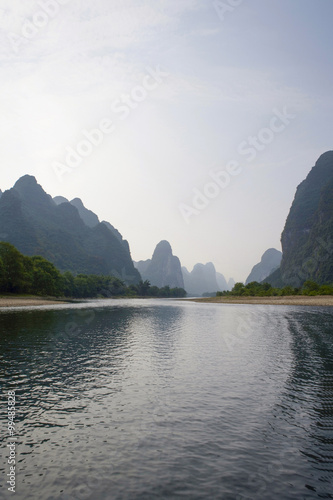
[191,296,333,307]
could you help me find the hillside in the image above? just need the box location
[0,176,140,284]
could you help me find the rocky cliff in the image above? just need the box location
[280,151,333,286]
[268,151,333,286]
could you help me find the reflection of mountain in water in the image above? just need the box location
[276,311,333,498]
[0,307,140,396]
[0,303,185,394]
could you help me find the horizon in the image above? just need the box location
[1,0,332,281]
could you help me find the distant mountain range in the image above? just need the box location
[135,243,233,296]
[266,151,333,287]
[0,176,233,294]
[2,150,331,294]
[182,262,232,296]
[0,175,140,284]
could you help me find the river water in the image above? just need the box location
[0,299,333,499]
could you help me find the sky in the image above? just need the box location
[0,0,332,282]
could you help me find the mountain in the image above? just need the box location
[53,196,130,251]
[267,151,333,286]
[53,196,69,205]
[135,259,151,277]
[134,240,184,288]
[182,262,225,296]
[0,175,140,284]
[216,272,229,291]
[70,198,100,228]
[228,278,235,290]
[101,220,131,252]
[182,263,233,296]
[246,248,282,285]
[54,196,100,228]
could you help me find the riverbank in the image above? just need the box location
[0,296,71,308]
[190,295,333,306]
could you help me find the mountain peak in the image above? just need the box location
[70,198,99,228]
[316,150,333,166]
[246,248,282,285]
[136,240,184,288]
[152,240,172,258]
[53,196,69,205]
[261,248,282,264]
[0,175,140,284]
[14,175,53,206]
[14,175,38,189]
[71,197,84,208]
[156,240,172,250]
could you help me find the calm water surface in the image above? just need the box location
[0,299,333,499]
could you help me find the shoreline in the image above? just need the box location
[1,295,333,309]
[0,296,72,308]
[188,295,333,306]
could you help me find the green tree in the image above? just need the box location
[169,287,187,298]
[126,284,138,297]
[137,280,151,296]
[158,285,170,297]
[0,256,4,291]
[302,280,320,295]
[319,284,333,295]
[280,286,295,296]
[62,271,75,297]
[0,242,25,293]
[31,256,63,296]
[231,282,246,295]
[22,255,34,293]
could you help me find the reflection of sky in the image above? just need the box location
[1,0,333,282]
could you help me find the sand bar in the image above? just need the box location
[189,296,333,307]
[0,297,69,308]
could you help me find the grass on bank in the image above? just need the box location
[216,280,333,297]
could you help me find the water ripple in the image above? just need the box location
[0,300,332,499]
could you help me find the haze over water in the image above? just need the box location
[0,299,333,499]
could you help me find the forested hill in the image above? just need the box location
[0,175,140,285]
[0,242,186,298]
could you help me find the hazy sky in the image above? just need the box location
[0,0,332,282]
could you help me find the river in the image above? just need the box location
[0,299,332,499]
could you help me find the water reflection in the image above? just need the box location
[0,302,333,499]
[278,310,333,498]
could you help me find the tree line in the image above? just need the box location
[217,280,333,297]
[0,242,187,298]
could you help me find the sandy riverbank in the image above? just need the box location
[190,295,333,307]
[0,296,70,308]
